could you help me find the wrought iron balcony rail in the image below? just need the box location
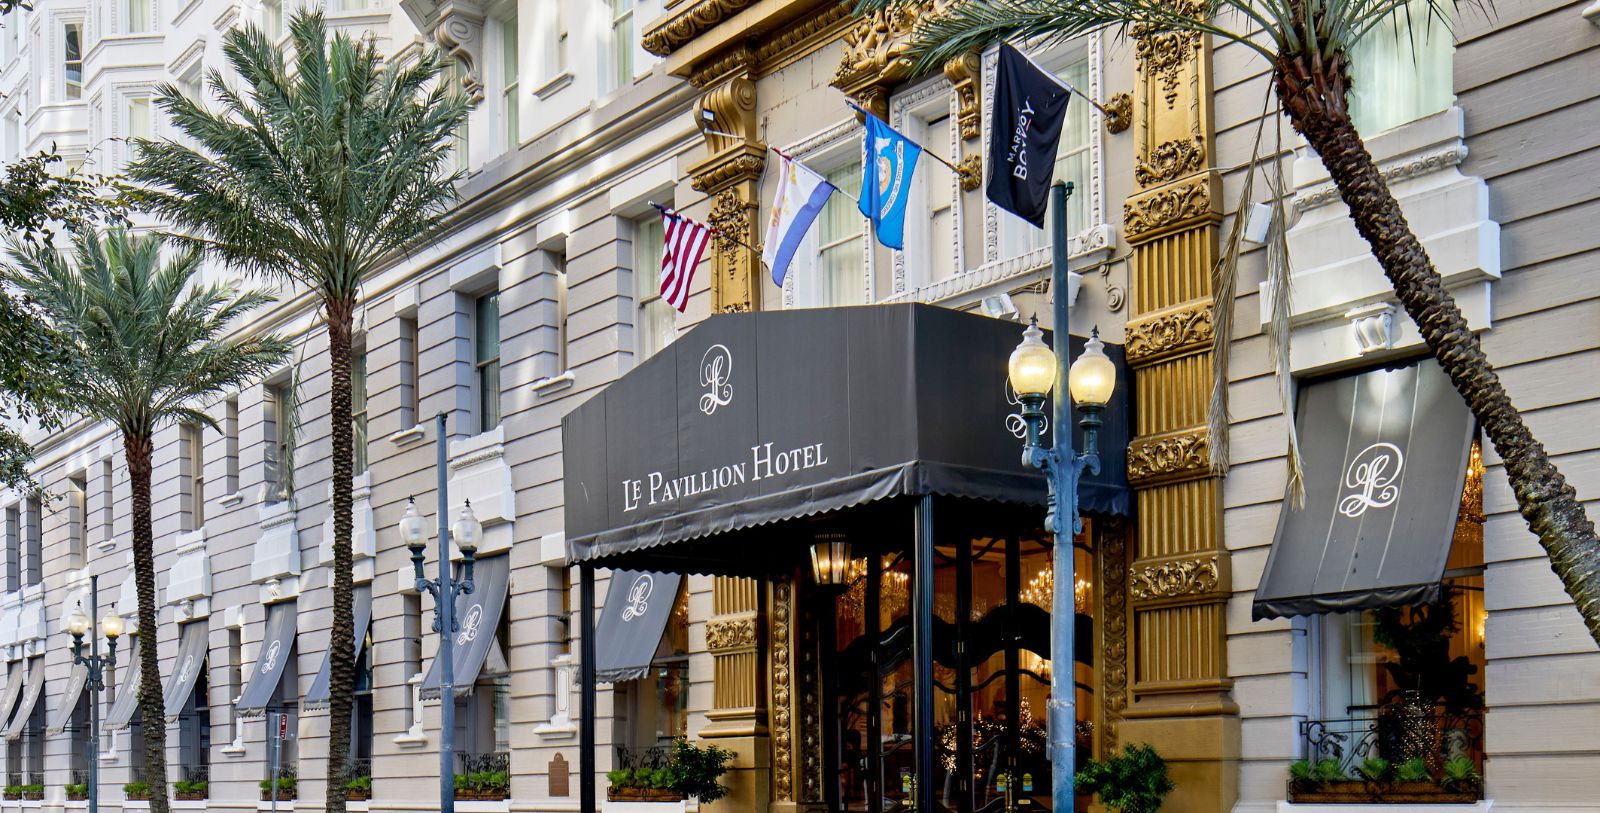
[616,745,671,771]
[1294,705,1485,803]
[345,756,373,781]
[178,763,211,784]
[459,750,511,776]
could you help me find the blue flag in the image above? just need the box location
[856,110,921,250]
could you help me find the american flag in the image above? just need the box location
[656,205,712,313]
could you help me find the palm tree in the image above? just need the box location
[129,11,470,810]
[861,0,1600,644]
[4,229,290,813]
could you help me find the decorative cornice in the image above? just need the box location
[754,3,854,71]
[1125,300,1213,365]
[1123,174,1214,241]
[690,153,765,193]
[1126,427,1211,485]
[706,615,758,651]
[1294,143,1469,212]
[448,444,504,473]
[642,0,761,57]
[1130,554,1221,602]
[690,45,758,88]
[1135,136,1205,187]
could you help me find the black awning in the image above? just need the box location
[1254,358,1474,619]
[46,663,89,735]
[2,658,41,740]
[305,583,373,709]
[562,304,1130,570]
[106,637,141,731]
[595,571,684,684]
[163,621,209,720]
[236,601,297,717]
[422,553,510,699]
[0,661,22,734]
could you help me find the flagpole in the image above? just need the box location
[769,145,860,206]
[649,201,764,256]
[844,99,968,180]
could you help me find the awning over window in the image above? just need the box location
[1253,358,1474,619]
[562,304,1132,574]
[3,658,42,740]
[305,584,373,710]
[106,637,141,731]
[595,571,684,684]
[0,661,22,732]
[236,601,297,717]
[46,663,89,735]
[163,621,209,721]
[422,553,510,699]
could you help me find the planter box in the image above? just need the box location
[262,791,298,801]
[126,793,151,801]
[456,789,509,801]
[1290,781,1479,804]
[68,794,88,801]
[607,788,687,802]
[176,791,208,801]
[602,801,691,813]
[347,789,371,801]
[4,792,43,801]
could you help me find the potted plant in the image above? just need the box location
[346,774,373,801]
[606,768,685,802]
[2,785,20,801]
[66,782,89,801]
[1285,754,1480,803]
[454,769,510,801]
[175,779,209,800]
[124,781,151,801]
[1075,743,1174,813]
[9,784,44,801]
[261,776,297,801]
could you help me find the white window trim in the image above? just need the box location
[779,118,871,309]
[51,13,87,104]
[890,77,965,298]
[110,82,159,170]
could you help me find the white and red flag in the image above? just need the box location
[653,204,712,313]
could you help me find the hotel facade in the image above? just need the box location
[2,0,1598,810]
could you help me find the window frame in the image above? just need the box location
[632,213,675,360]
[352,350,370,474]
[473,291,502,433]
[183,422,205,531]
[779,124,869,309]
[62,21,83,101]
[891,81,964,294]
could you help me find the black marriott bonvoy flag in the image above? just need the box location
[987,43,1072,228]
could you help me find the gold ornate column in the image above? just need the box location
[700,575,769,812]
[688,48,765,314]
[1117,7,1239,813]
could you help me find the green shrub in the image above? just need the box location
[124,781,150,797]
[260,776,297,794]
[346,774,372,793]
[1355,757,1391,782]
[66,783,88,797]
[1396,758,1432,783]
[1440,757,1481,792]
[665,738,736,803]
[455,770,510,794]
[1314,758,1346,783]
[175,779,209,795]
[606,768,633,787]
[1075,743,1174,813]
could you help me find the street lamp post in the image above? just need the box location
[67,574,125,813]
[1005,181,1118,812]
[401,412,483,813]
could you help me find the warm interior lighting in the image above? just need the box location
[1008,319,1057,399]
[1067,329,1117,408]
[809,533,853,586]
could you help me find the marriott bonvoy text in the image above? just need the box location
[621,441,830,512]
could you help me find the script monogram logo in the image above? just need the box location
[621,574,654,622]
[178,654,196,685]
[1339,442,1405,517]
[261,640,282,672]
[699,344,733,415]
[456,604,484,646]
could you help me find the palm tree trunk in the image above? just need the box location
[1275,58,1600,646]
[324,295,357,813]
[125,433,171,813]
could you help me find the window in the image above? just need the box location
[999,48,1091,259]
[554,254,569,374]
[1347,0,1453,135]
[607,0,634,92]
[3,505,17,592]
[352,624,375,768]
[67,474,87,565]
[264,382,293,503]
[474,292,502,432]
[8,658,44,787]
[63,23,82,100]
[352,351,369,473]
[224,397,240,494]
[100,459,115,546]
[500,17,520,148]
[227,626,243,742]
[813,161,866,306]
[22,497,39,586]
[262,0,283,39]
[558,566,573,655]
[449,60,471,171]
[333,0,367,10]
[536,0,565,85]
[1,11,16,63]
[176,652,210,788]
[3,112,19,161]
[177,64,203,104]
[922,112,957,284]
[613,582,689,756]
[400,317,420,426]
[633,215,674,359]
[127,0,151,32]
[458,613,512,769]
[183,423,205,530]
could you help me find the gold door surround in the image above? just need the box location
[1118,5,1240,813]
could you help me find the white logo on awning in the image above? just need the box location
[700,345,733,415]
[456,604,484,646]
[260,640,282,672]
[621,574,654,622]
[1339,442,1404,517]
[178,654,196,685]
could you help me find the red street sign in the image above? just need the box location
[278,715,289,740]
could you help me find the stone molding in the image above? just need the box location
[706,614,758,651]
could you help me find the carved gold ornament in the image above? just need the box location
[642,0,762,57]
[1129,555,1221,601]
[943,52,982,141]
[771,581,794,802]
[1125,301,1214,365]
[1126,428,1211,485]
[1104,92,1134,134]
[1123,176,1211,240]
[1135,137,1206,186]
[706,616,758,650]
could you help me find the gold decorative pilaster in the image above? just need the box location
[689,50,765,314]
[700,576,768,813]
[1118,6,1238,813]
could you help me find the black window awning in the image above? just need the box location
[236,601,297,717]
[422,553,510,699]
[46,663,89,735]
[562,304,1131,573]
[163,621,209,720]
[3,658,41,740]
[0,661,23,733]
[595,571,684,684]
[106,637,141,731]
[1253,358,1474,620]
[305,583,373,710]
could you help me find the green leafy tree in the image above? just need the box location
[4,229,290,813]
[859,0,1600,646]
[129,11,469,810]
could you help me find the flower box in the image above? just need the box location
[347,788,371,801]
[262,789,298,801]
[455,788,509,801]
[176,790,208,801]
[1289,781,1479,804]
[606,787,688,802]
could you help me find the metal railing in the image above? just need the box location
[615,745,671,771]
[177,763,211,784]
[458,750,511,776]
[345,757,373,782]
[1297,704,1485,799]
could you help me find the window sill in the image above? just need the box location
[389,423,428,447]
[1278,802,1490,812]
[220,491,245,508]
[534,70,575,100]
[394,729,430,749]
[533,370,576,396]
